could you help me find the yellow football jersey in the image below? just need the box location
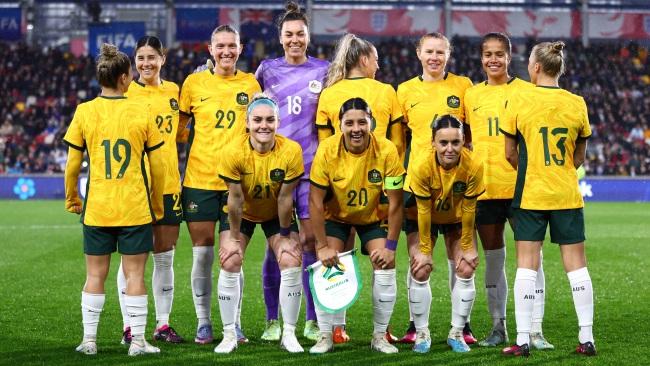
[310,133,406,226]
[63,96,164,226]
[179,69,261,191]
[219,134,304,223]
[126,80,181,195]
[407,148,484,225]
[464,77,532,200]
[397,73,472,163]
[316,77,403,142]
[501,86,591,210]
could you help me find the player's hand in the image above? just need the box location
[370,248,395,269]
[194,59,214,73]
[276,236,301,264]
[410,251,433,275]
[219,236,243,266]
[456,250,479,271]
[65,196,83,214]
[317,245,339,268]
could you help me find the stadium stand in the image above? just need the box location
[1,37,648,175]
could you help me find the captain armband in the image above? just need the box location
[384,175,404,190]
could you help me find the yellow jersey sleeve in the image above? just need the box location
[284,139,305,183]
[407,155,433,200]
[218,140,242,183]
[63,106,86,151]
[578,97,592,139]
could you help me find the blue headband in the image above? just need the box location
[247,97,278,116]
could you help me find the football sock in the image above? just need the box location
[217,269,240,331]
[514,268,537,345]
[262,245,281,321]
[567,267,594,344]
[333,309,346,328]
[116,260,129,330]
[372,269,396,334]
[125,295,148,340]
[409,277,431,331]
[448,259,456,293]
[302,251,317,321]
[280,267,302,327]
[485,248,507,330]
[531,254,546,334]
[191,246,213,328]
[153,249,174,328]
[407,269,414,322]
[237,269,244,327]
[81,292,105,341]
[451,275,475,329]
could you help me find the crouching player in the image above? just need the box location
[407,115,484,353]
[309,97,405,354]
[214,94,305,354]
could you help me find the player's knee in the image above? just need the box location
[221,256,242,272]
[456,263,475,279]
[278,252,301,269]
[412,266,431,282]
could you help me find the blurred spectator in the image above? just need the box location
[1,37,648,175]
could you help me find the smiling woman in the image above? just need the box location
[176,24,261,347]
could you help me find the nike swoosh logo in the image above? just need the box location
[271,84,280,89]
[472,106,481,112]
[195,293,208,298]
[176,212,182,217]
[333,177,345,182]
[461,299,472,302]
[410,102,421,108]
[392,178,403,186]
[201,97,210,102]
[162,287,173,292]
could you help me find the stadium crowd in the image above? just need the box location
[1,37,649,175]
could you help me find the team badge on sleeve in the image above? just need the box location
[270,168,286,182]
[368,169,382,183]
[236,92,249,105]
[169,98,179,111]
[308,80,323,94]
[447,95,460,108]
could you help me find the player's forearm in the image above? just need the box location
[574,138,587,169]
[227,190,244,238]
[309,191,329,250]
[386,190,403,241]
[64,148,82,201]
[416,198,433,255]
[277,191,293,230]
[176,114,191,143]
[460,199,477,253]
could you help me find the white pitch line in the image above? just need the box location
[0,224,79,230]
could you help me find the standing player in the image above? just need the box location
[501,41,596,357]
[215,94,304,354]
[316,33,404,157]
[407,115,484,354]
[396,32,475,345]
[309,98,405,354]
[254,1,328,342]
[315,33,404,342]
[64,43,164,356]
[115,35,184,345]
[178,25,261,345]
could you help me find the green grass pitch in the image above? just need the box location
[1,200,648,365]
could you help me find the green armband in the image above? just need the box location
[384,176,404,190]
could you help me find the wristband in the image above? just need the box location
[279,226,291,237]
[385,239,398,251]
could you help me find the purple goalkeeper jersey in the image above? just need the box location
[255,56,329,178]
